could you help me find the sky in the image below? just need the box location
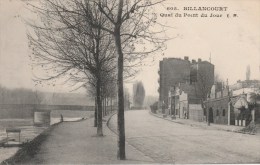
[0,0,260,97]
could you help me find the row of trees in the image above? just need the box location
[27,0,167,159]
[0,85,42,105]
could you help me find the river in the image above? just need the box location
[0,110,94,162]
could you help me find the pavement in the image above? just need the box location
[3,115,153,164]
[150,111,252,134]
[108,110,260,164]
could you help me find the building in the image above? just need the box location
[230,80,260,96]
[190,59,215,99]
[204,81,260,126]
[158,57,190,106]
[230,80,260,90]
[158,57,214,109]
[204,83,234,125]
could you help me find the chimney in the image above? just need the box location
[184,56,189,61]
[198,58,202,62]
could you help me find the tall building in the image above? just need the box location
[190,59,215,99]
[158,57,214,106]
[158,57,190,105]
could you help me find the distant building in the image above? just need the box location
[230,80,260,96]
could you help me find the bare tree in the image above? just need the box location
[214,73,223,83]
[92,0,168,159]
[27,0,168,159]
[194,68,214,126]
[27,0,117,136]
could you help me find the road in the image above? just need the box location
[108,110,260,164]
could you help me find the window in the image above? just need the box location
[216,109,219,116]
[222,109,225,116]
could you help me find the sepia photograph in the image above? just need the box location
[0,0,260,164]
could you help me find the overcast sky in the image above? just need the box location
[0,0,260,96]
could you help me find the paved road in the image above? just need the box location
[108,110,260,164]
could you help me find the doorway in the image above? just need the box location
[209,108,214,123]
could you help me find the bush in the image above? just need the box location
[240,121,257,134]
[150,101,158,113]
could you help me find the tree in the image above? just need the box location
[133,81,145,108]
[28,0,168,159]
[193,66,214,126]
[27,0,117,136]
[93,0,168,159]
[86,68,117,126]
[214,73,223,83]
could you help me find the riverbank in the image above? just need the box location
[1,122,61,164]
[1,115,153,164]
[0,110,93,163]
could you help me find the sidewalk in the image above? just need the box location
[3,116,153,164]
[150,111,250,133]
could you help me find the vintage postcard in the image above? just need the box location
[0,0,259,164]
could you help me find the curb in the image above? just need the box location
[149,111,256,135]
[106,112,118,135]
[106,111,156,163]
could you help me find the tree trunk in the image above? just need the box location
[102,97,105,117]
[94,97,97,127]
[104,97,106,116]
[114,28,126,160]
[96,77,103,136]
[207,108,210,126]
[110,97,113,113]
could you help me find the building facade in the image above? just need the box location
[204,81,260,126]
[158,57,214,108]
[168,83,204,122]
[158,57,190,106]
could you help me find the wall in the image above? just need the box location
[179,91,188,119]
[204,97,230,125]
[189,104,203,122]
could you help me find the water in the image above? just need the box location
[0,110,94,162]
